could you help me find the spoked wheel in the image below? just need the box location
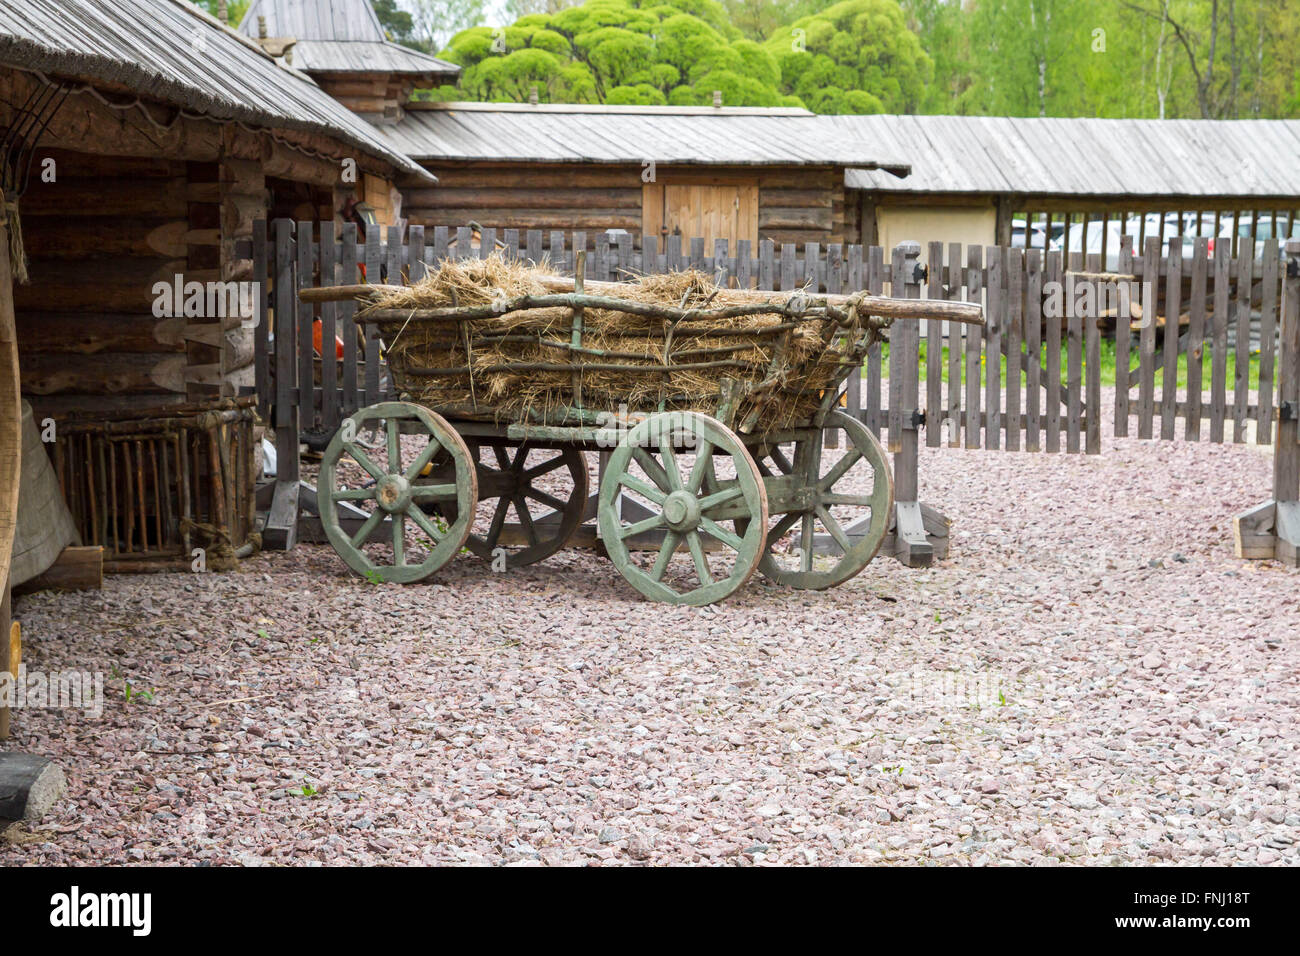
[743,410,893,589]
[318,402,477,583]
[598,411,767,606]
[444,442,589,569]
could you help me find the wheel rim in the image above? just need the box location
[318,402,477,583]
[744,410,893,590]
[446,442,589,568]
[598,412,767,606]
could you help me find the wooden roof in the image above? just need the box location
[837,114,1300,199]
[0,0,433,180]
[238,0,458,77]
[384,102,911,171]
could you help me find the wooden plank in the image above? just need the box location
[502,228,519,261]
[666,233,683,273]
[866,245,884,436]
[804,242,820,292]
[13,545,102,593]
[1114,235,1134,438]
[1045,251,1062,452]
[1257,238,1280,440]
[1138,237,1160,439]
[1006,247,1024,452]
[1066,251,1082,454]
[984,246,1003,451]
[643,234,660,275]
[1209,239,1231,442]
[363,229,382,405]
[408,224,427,281]
[319,221,339,430]
[947,241,964,447]
[1276,242,1300,520]
[826,242,842,295]
[1185,237,1208,441]
[1085,252,1102,455]
[296,220,316,430]
[888,245,905,451]
[340,223,359,415]
[252,218,269,419]
[1025,248,1042,451]
[1234,245,1252,443]
[780,243,796,294]
[527,229,544,266]
[1160,237,1183,440]
[758,239,774,291]
[965,244,983,449]
[432,225,449,265]
[273,220,295,430]
[926,241,944,448]
[549,231,565,277]
[735,239,752,289]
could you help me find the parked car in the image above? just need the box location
[1210,214,1300,258]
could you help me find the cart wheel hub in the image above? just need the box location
[376,474,412,513]
[662,491,701,532]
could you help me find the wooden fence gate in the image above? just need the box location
[245,223,1300,568]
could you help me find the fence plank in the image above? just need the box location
[714,238,730,286]
[1066,251,1082,453]
[408,224,426,280]
[1210,240,1231,443]
[826,242,843,295]
[1258,239,1280,440]
[616,232,633,280]
[780,243,796,293]
[340,222,358,414]
[1138,237,1160,439]
[1234,247,1252,442]
[432,225,448,264]
[1045,251,1062,452]
[866,245,884,436]
[479,227,495,260]
[926,241,944,448]
[947,241,964,447]
[502,228,519,261]
[455,226,472,260]
[965,245,983,449]
[1185,238,1208,441]
[758,239,774,291]
[1160,237,1183,440]
[985,246,1003,450]
[1114,235,1134,437]
[1085,252,1101,455]
[253,219,269,419]
[736,239,752,289]
[296,220,316,430]
[1025,248,1042,451]
[1006,248,1024,452]
[273,220,295,430]
[319,220,338,431]
[643,234,659,274]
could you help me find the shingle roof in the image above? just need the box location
[237,0,458,77]
[383,102,911,172]
[0,0,433,180]
[835,114,1300,198]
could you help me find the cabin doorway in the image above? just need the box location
[643,180,758,247]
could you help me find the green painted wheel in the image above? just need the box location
[444,442,589,568]
[598,412,767,606]
[743,410,893,590]
[318,402,477,583]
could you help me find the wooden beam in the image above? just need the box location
[13,546,103,594]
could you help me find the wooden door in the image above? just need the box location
[643,182,758,246]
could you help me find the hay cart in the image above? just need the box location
[301,256,982,606]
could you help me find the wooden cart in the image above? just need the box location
[303,264,982,606]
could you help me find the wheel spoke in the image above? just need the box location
[524,456,569,480]
[632,447,673,492]
[408,506,445,543]
[524,488,567,513]
[659,441,683,490]
[345,442,386,481]
[403,436,443,481]
[331,486,375,502]
[494,444,513,470]
[767,511,801,543]
[822,492,875,507]
[771,445,794,475]
[619,473,666,505]
[485,496,509,546]
[700,517,744,551]
[686,531,712,585]
[392,512,406,565]
[817,505,852,553]
[686,440,714,492]
[515,496,539,545]
[697,485,742,514]
[650,530,680,581]
[350,509,383,549]
[800,513,815,572]
[386,418,401,473]
[411,483,459,500]
[619,513,666,539]
[820,447,863,490]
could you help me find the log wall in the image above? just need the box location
[402,162,856,248]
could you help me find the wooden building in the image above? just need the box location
[833,114,1300,255]
[0,0,433,421]
[381,102,909,249]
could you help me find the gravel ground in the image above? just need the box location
[3,391,1298,866]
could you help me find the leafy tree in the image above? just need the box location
[195,0,250,26]
[763,0,932,113]
[407,0,489,53]
[371,0,415,42]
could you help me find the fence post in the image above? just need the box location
[1236,240,1300,565]
[263,218,300,550]
[886,240,948,568]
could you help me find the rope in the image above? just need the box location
[0,187,27,284]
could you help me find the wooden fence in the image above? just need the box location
[246,222,1300,564]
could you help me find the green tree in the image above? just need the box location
[371,0,415,42]
[763,0,932,113]
[195,0,250,26]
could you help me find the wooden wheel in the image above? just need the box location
[598,411,767,606]
[318,402,477,583]
[743,410,893,589]
[444,442,589,568]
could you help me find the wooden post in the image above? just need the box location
[1235,239,1300,565]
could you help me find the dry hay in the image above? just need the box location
[364,253,865,432]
